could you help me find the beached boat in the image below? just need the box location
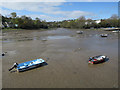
[88,55,107,64]
[9,58,46,72]
[112,30,120,33]
[76,31,83,34]
[100,34,108,37]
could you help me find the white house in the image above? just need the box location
[5,22,10,27]
[95,20,101,24]
[85,22,92,25]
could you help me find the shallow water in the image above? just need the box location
[2,28,118,88]
[47,36,72,40]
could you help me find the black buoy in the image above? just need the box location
[2,52,7,56]
[2,53,5,56]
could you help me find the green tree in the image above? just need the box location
[76,16,86,28]
[11,12,17,18]
[109,14,119,27]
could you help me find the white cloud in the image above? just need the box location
[66,11,92,18]
[0,2,63,12]
[26,14,71,21]
[0,9,13,16]
[0,2,94,21]
[25,11,94,21]
[0,0,66,2]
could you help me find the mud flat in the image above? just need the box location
[2,28,118,88]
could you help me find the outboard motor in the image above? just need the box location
[9,63,18,71]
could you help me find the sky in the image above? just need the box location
[0,1,119,21]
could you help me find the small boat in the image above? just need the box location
[100,34,108,37]
[76,31,83,34]
[112,30,120,33]
[9,58,46,72]
[88,55,107,64]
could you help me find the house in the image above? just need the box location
[95,20,101,24]
[5,22,10,27]
[85,22,92,25]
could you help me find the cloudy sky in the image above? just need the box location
[0,0,118,21]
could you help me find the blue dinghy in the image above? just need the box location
[9,58,46,72]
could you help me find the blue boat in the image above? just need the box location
[9,58,46,72]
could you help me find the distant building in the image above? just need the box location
[5,22,10,27]
[85,19,102,25]
[15,24,18,27]
[67,20,73,22]
[85,22,92,25]
[85,22,88,25]
[95,20,101,24]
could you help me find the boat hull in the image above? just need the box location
[89,59,105,64]
[88,55,107,64]
[16,58,45,72]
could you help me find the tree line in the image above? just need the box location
[1,12,48,29]
[1,12,119,30]
[60,15,119,29]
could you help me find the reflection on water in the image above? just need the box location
[2,28,118,43]
[2,36,72,42]
[47,36,72,40]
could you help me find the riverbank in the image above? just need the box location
[2,27,113,32]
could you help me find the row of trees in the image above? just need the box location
[60,15,119,29]
[1,12,120,29]
[1,12,48,29]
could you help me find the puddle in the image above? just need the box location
[47,36,72,40]
[2,39,13,43]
